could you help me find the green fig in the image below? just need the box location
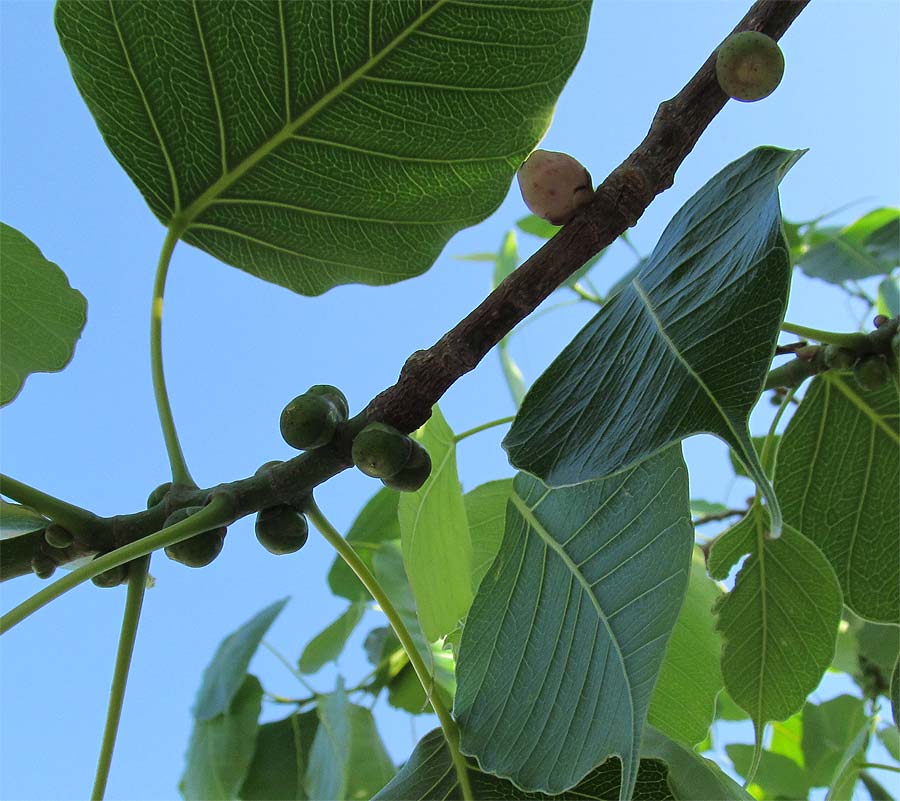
[517,149,592,226]
[823,345,857,370]
[162,507,226,568]
[255,505,309,555]
[146,481,172,509]
[853,354,890,391]
[381,442,432,492]
[280,393,340,450]
[716,31,784,102]
[44,523,74,549]
[352,423,413,479]
[306,384,349,420]
[91,558,129,588]
[31,555,56,580]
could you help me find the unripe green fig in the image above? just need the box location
[255,506,309,555]
[146,481,172,509]
[280,394,340,450]
[31,555,56,580]
[716,31,784,102]
[381,442,432,492]
[352,423,413,479]
[306,384,349,421]
[91,558,128,588]
[517,149,592,226]
[853,354,890,391]
[162,507,227,568]
[823,345,857,370]
[44,523,74,549]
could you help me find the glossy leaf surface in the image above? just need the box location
[775,375,899,622]
[0,222,86,406]
[504,147,802,537]
[455,447,692,797]
[55,0,590,295]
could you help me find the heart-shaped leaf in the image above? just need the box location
[503,147,804,537]
[0,222,86,406]
[775,374,899,622]
[55,1,590,295]
[454,446,692,798]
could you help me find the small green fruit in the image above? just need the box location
[853,354,890,391]
[280,393,340,450]
[31,555,56,580]
[146,482,172,509]
[716,31,784,102]
[92,558,129,588]
[255,506,309,555]
[44,523,74,549]
[382,442,432,492]
[306,385,349,420]
[517,149,592,225]
[162,507,226,568]
[352,423,413,479]
[823,345,857,370]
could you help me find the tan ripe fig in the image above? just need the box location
[517,150,592,225]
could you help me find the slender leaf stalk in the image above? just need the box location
[860,763,900,774]
[151,227,194,486]
[569,282,603,304]
[454,416,516,443]
[780,321,869,349]
[91,555,151,801]
[0,473,98,534]
[306,499,474,801]
[0,498,230,634]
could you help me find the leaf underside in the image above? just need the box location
[55,0,591,295]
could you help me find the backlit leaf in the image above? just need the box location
[464,479,512,592]
[726,744,809,800]
[298,602,366,674]
[802,695,868,787]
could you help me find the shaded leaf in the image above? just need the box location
[387,644,455,714]
[454,447,692,797]
[181,674,262,801]
[327,488,399,602]
[824,719,871,801]
[802,695,868,787]
[729,435,779,479]
[710,512,842,731]
[775,374,899,622]
[716,690,749,722]
[194,598,288,720]
[56,0,590,295]
[892,657,900,733]
[689,499,730,518]
[298,602,366,674]
[464,479,512,591]
[239,710,318,801]
[0,222,86,406]
[648,550,724,747]
[726,744,809,800]
[859,772,895,801]
[398,406,472,641]
[504,147,803,538]
[0,500,49,540]
[878,726,900,761]
[877,277,900,317]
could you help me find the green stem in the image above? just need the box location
[860,763,900,774]
[454,416,516,443]
[91,555,151,801]
[780,321,869,349]
[151,227,194,486]
[262,640,317,695]
[306,499,474,801]
[569,282,603,304]
[0,498,229,634]
[0,473,98,534]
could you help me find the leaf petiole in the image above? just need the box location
[780,321,868,349]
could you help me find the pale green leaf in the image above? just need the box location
[194,598,288,720]
[689,499,729,518]
[398,406,472,641]
[464,479,512,592]
[0,500,49,540]
[298,602,366,674]
[648,550,724,747]
[877,277,900,317]
[454,447,692,798]
[710,512,842,730]
[726,744,809,800]
[181,675,262,801]
[504,147,804,538]
[0,222,86,406]
[239,710,318,801]
[55,1,590,295]
[775,374,899,622]
[824,719,871,801]
[768,711,804,768]
[878,726,900,761]
[803,695,869,787]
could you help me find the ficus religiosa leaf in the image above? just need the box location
[0,222,86,406]
[193,598,288,720]
[238,710,318,801]
[454,446,692,798]
[708,511,842,738]
[504,147,804,538]
[646,549,724,747]
[775,374,899,622]
[297,602,366,674]
[54,0,590,296]
[180,674,262,801]
[398,406,472,641]
[464,478,513,592]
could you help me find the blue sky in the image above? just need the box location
[1,1,898,799]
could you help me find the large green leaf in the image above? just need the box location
[298,601,366,674]
[454,446,692,798]
[464,478,512,591]
[709,512,842,733]
[774,374,899,622]
[0,222,86,406]
[398,406,472,641]
[504,147,802,537]
[181,674,262,801]
[726,744,810,800]
[0,501,49,540]
[239,710,318,801]
[194,598,288,720]
[327,488,399,602]
[647,550,723,747]
[802,695,869,787]
[55,1,590,295]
